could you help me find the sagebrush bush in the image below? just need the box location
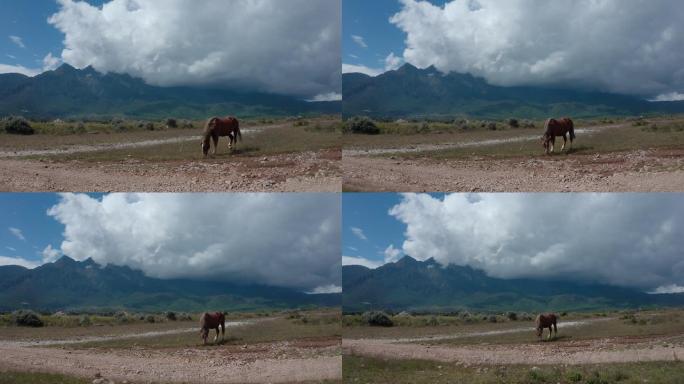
[362,311,393,327]
[166,118,178,128]
[166,311,177,321]
[12,310,44,327]
[79,315,91,327]
[3,116,34,135]
[343,117,380,135]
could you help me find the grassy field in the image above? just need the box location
[0,309,336,342]
[0,371,90,384]
[343,354,684,384]
[343,310,607,340]
[0,116,341,161]
[52,311,341,350]
[343,117,684,159]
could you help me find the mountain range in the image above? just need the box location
[0,64,340,119]
[342,256,684,313]
[0,256,339,312]
[343,64,684,119]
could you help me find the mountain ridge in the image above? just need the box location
[0,256,340,312]
[342,256,684,313]
[0,64,340,119]
[342,63,684,119]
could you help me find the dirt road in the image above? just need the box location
[0,325,341,383]
[0,149,340,192]
[344,148,684,192]
[343,320,684,366]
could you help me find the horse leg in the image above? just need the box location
[561,134,567,151]
[550,137,555,153]
[214,327,219,342]
[212,135,218,155]
[228,133,234,150]
[221,321,225,341]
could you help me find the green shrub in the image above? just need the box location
[566,371,583,382]
[166,311,177,321]
[78,315,91,327]
[3,116,34,135]
[488,315,498,323]
[12,310,44,327]
[508,118,519,128]
[362,311,393,327]
[507,312,518,321]
[343,117,380,135]
[114,311,129,324]
[165,118,178,128]
[146,315,156,323]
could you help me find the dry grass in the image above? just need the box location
[344,354,684,384]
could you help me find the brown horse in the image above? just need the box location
[201,116,242,156]
[199,312,225,345]
[535,313,558,341]
[541,118,575,154]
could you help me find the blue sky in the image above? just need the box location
[342,0,449,76]
[342,192,446,268]
[0,1,107,74]
[0,193,94,267]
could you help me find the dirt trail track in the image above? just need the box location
[0,322,341,383]
[343,122,684,191]
[344,319,684,365]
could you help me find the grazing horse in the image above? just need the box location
[201,116,242,156]
[541,118,575,154]
[199,312,225,345]
[535,313,558,341]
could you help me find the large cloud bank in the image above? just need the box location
[47,193,340,291]
[48,0,341,98]
[389,193,684,292]
[391,0,684,97]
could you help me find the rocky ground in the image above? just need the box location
[0,149,341,192]
[344,148,684,192]
[0,331,341,383]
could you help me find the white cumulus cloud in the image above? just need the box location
[391,0,684,97]
[0,256,39,269]
[47,0,341,98]
[389,193,684,291]
[47,193,340,291]
[342,255,382,269]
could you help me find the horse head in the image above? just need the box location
[200,326,209,343]
[201,137,210,157]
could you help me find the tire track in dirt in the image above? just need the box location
[0,321,249,348]
[343,124,622,157]
[343,318,684,365]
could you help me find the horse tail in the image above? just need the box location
[236,120,242,142]
[568,119,576,141]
